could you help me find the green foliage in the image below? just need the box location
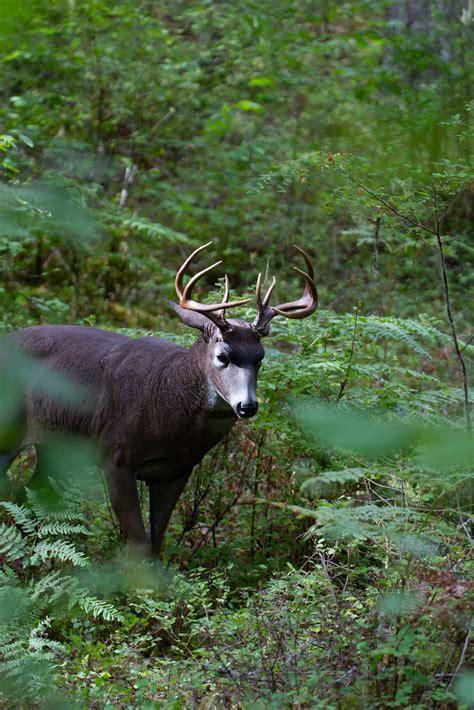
[0,487,123,705]
[0,0,472,706]
[0,0,472,328]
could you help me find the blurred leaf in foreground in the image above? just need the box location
[0,181,99,246]
[294,401,473,470]
[294,401,418,458]
[454,669,474,707]
[378,590,422,618]
[0,341,95,454]
[74,557,171,597]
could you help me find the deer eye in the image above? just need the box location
[217,353,230,367]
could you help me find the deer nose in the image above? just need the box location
[236,401,258,419]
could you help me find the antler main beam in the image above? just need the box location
[253,245,318,333]
[272,245,318,318]
[175,242,317,333]
[175,242,251,314]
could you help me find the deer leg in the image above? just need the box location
[148,470,191,557]
[104,463,149,556]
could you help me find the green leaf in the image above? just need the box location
[235,99,263,113]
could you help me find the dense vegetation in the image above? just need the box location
[0,1,472,707]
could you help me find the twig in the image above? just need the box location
[456,491,473,543]
[346,175,437,237]
[318,552,340,611]
[461,334,473,353]
[189,486,252,557]
[446,624,472,691]
[337,308,358,403]
[371,216,381,276]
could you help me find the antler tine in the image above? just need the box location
[293,244,314,281]
[175,241,213,300]
[262,275,277,307]
[214,274,231,320]
[255,272,262,309]
[255,273,277,312]
[223,274,230,303]
[181,260,223,302]
[175,242,251,314]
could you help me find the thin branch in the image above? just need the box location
[337,308,359,403]
[344,172,471,433]
[346,175,438,237]
[318,553,341,611]
[461,334,473,353]
[446,624,472,691]
[371,216,381,276]
[434,189,471,433]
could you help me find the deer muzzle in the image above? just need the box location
[236,401,259,419]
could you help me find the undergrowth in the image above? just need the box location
[0,311,472,708]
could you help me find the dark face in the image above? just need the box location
[207,324,264,419]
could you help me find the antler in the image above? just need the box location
[253,245,318,333]
[175,242,251,327]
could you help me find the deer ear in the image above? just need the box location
[169,301,218,336]
[254,323,271,337]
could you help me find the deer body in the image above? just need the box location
[1,244,317,556]
[13,325,236,468]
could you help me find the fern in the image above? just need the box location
[37,521,90,537]
[0,500,36,534]
[69,592,124,622]
[301,468,367,497]
[30,540,89,567]
[0,523,28,561]
[28,617,64,656]
[364,318,434,359]
[23,488,53,521]
[119,215,188,245]
[0,491,122,705]
[30,570,68,601]
[304,502,420,542]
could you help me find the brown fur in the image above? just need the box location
[1,322,262,555]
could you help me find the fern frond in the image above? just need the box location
[24,489,51,522]
[0,501,36,534]
[30,540,88,567]
[37,522,90,537]
[301,468,367,497]
[0,523,28,561]
[365,319,433,359]
[120,215,187,245]
[29,618,65,656]
[28,571,69,601]
[0,567,19,587]
[69,592,123,621]
[46,508,88,523]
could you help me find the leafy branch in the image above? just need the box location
[342,171,471,433]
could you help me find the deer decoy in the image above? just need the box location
[0,243,317,556]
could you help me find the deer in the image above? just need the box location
[0,243,317,556]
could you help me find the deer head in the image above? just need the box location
[170,242,317,419]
